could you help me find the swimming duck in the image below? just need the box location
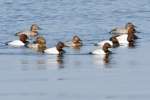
[15,24,40,37]
[71,35,82,48]
[115,25,137,45]
[7,34,29,47]
[27,36,47,52]
[109,22,137,36]
[44,41,66,55]
[96,36,119,48]
[91,43,112,55]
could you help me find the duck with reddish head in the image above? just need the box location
[44,41,67,55]
[7,34,29,47]
[91,43,112,55]
[109,22,138,36]
[114,25,138,46]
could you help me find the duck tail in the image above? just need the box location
[0,41,9,45]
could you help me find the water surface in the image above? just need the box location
[0,0,150,100]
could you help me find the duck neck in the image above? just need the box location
[103,47,110,54]
[56,47,65,55]
[56,46,63,52]
[127,30,135,43]
[127,27,136,42]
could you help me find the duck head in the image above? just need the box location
[35,36,47,52]
[56,41,66,54]
[72,35,81,42]
[71,35,82,48]
[35,36,46,44]
[19,34,28,43]
[102,43,112,54]
[30,24,40,36]
[111,36,120,47]
[125,22,136,33]
[125,22,136,29]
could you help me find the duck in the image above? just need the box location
[28,36,66,54]
[27,36,47,52]
[96,36,119,48]
[44,41,66,55]
[71,35,82,48]
[7,34,29,47]
[109,22,137,36]
[15,24,40,37]
[91,43,112,55]
[65,35,82,48]
[115,25,137,45]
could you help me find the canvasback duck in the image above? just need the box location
[27,36,47,52]
[65,35,82,48]
[96,36,119,48]
[91,43,112,55]
[44,41,66,55]
[7,34,29,47]
[15,24,40,37]
[115,25,137,45]
[71,35,82,48]
[109,22,137,36]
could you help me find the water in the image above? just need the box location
[0,0,150,100]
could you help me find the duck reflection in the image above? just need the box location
[93,53,111,66]
[20,54,65,71]
[103,54,110,64]
[128,41,137,48]
[21,58,47,71]
[56,54,64,69]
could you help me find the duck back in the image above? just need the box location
[8,40,25,47]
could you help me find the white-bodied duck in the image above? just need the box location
[91,43,112,55]
[7,34,29,47]
[44,41,66,55]
[115,25,138,45]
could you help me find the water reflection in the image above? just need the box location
[56,55,65,69]
[103,54,110,64]
[21,58,47,71]
[128,42,136,48]
[92,54,111,67]
[20,54,65,71]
